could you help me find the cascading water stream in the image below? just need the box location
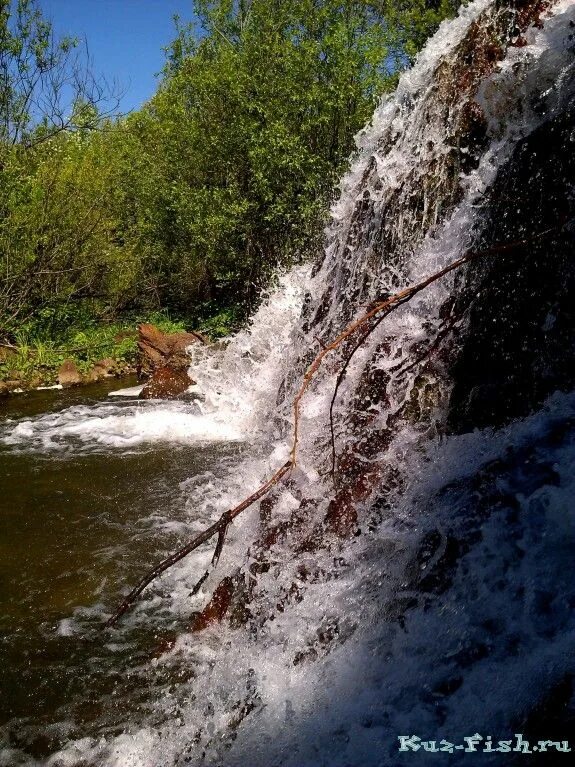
[2,1,575,765]
[0,268,309,455]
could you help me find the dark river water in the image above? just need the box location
[0,380,241,761]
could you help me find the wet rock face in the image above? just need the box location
[448,105,575,432]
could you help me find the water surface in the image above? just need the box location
[0,381,241,759]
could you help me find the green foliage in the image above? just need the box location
[198,307,240,338]
[1,0,460,373]
[377,1,463,63]
[138,0,398,315]
[0,125,141,329]
[0,320,132,384]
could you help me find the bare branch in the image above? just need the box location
[104,226,559,629]
[104,461,292,628]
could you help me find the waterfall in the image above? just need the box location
[3,1,575,765]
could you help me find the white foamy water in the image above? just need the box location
[186,265,310,435]
[0,269,308,455]
[1,401,243,452]
[208,392,575,767]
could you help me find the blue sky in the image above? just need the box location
[39,0,198,113]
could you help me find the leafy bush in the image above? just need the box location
[1,0,459,362]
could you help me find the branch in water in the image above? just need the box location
[190,521,229,597]
[104,461,292,627]
[104,226,557,629]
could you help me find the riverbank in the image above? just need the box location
[0,315,194,396]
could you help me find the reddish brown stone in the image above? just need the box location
[190,576,236,632]
[324,491,358,538]
[137,323,207,378]
[139,366,195,399]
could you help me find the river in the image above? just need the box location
[0,380,244,760]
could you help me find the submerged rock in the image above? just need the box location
[139,365,195,400]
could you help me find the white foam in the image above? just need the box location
[56,618,77,637]
[0,402,245,452]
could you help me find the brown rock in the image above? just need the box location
[168,331,205,371]
[86,366,105,382]
[97,357,117,372]
[137,323,170,375]
[190,577,236,632]
[137,324,206,378]
[57,359,83,387]
[324,491,359,539]
[0,346,16,363]
[87,357,117,381]
[139,366,195,400]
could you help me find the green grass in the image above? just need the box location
[0,299,242,390]
[0,312,192,388]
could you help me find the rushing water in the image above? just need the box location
[0,270,307,766]
[2,1,575,765]
[0,381,247,761]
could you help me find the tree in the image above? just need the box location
[0,0,125,334]
[375,0,462,62]
[125,0,459,320]
[0,0,119,149]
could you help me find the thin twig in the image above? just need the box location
[190,523,229,597]
[314,335,327,350]
[328,307,393,483]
